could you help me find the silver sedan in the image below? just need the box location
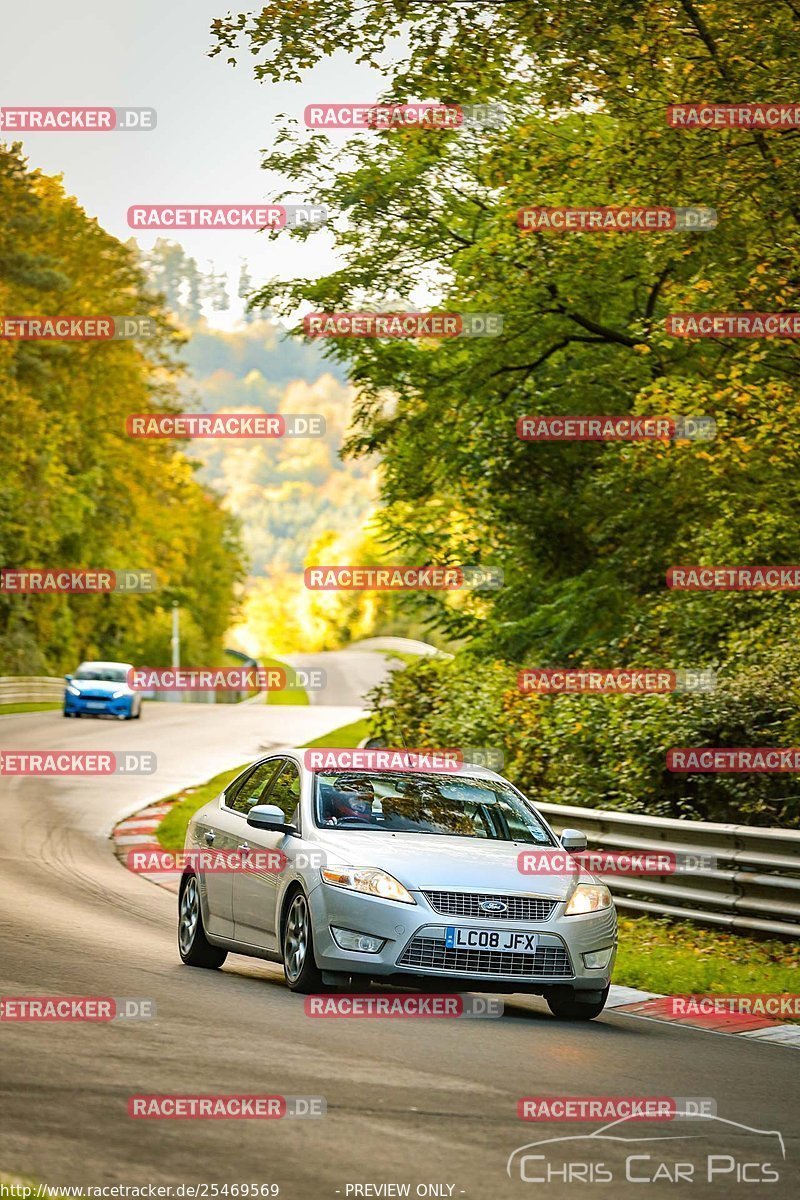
[177,750,617,1019]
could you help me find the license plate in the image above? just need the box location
[85,701,105,709]
[445,926,538,953]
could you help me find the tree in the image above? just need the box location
[207,1,800,823]
[0,144,244,673]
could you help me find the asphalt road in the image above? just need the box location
[1,668,798,1199]
[284,646,398,707]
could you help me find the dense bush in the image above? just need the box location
[371,647,800,827]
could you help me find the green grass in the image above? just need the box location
[302,716,373,748]
[0,702,61,715]
[154,716,373,852]
[262,654,310,706]
[614,915,800,998]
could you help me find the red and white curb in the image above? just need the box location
[606,985,800,1047]
[112,800,182,894]
[113,807,800,1047]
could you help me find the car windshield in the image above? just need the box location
[314,772,555,843]
[75,665,129,683]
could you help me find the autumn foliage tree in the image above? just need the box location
[0,144,244,673]
[210,2,800,822]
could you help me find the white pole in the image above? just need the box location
[170,603,180,703]
[171,602,180,668]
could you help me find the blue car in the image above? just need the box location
[64,661,142,720]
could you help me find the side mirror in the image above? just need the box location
[247,803,294,833]
[560,828,587,852]
[65,674,73,683]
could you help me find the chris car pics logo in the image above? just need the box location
[507,1111,784,1185]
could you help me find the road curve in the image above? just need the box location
[1,695,798,1198]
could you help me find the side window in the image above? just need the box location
[226,759,282,815]
[265,759,302,826]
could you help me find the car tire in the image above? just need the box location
[545,985,609,1021]
[282,888,326,994]
[178,872,227,969]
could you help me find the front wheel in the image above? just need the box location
[178,872,227,968]
[546,985,609,1021]
[282,890,326,993]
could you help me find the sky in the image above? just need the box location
[0,0,382,326]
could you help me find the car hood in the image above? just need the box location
[71,679,126,695]
[310,829,589,899]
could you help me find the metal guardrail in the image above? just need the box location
[0,676,258,707]
[0,676,64,705]
[538,800,800,939]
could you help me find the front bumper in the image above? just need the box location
[309,882,617,992]
[64,693,132,718]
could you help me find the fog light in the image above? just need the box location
[583,947,614,969]
[331,926,385,953]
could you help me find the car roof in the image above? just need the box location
[77,660,134,670]
[272,747,505,783]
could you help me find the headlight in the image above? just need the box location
[564,884,613,916]
[320,867,416,905]
[111,689,127,699]
[67,685,80,696]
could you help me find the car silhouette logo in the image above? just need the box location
[480,900,508,913]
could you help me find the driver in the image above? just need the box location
[324,775,376,824]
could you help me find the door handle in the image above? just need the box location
[239,842,251,854]
[204,830,216,845]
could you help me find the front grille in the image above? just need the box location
[397,935,572,978]
[422,890,557,922]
